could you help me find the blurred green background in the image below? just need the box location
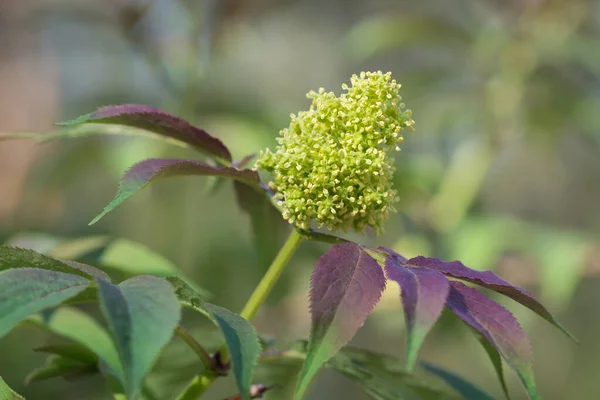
[1,0,599,399]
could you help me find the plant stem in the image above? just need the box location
[175,374,217,400]
[175,228,304,399]
[240,228,304,320]
[175,324,216,373]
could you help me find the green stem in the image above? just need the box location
[175,324,216,373]
[240,228,304,320]
[175,374,217,400]
[175,229,304,400]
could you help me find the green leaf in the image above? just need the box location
[478,335,510,400]
[26,306,123,381]
[5,235,209,298]
[0,377,24,400]
[97,276,181,399]
[50,236,111,260]
[421,363,495,400]
[0,268,90,338]
[168,277,261,400]
[97,239,209,297]
[34,343,98,364]
[25,355,97,384]
[206,304,261,400]
[0,246,110,281]
[261,344,461,400]
[330,354,459,400]
[100,239,178,276]
[5,232,63,253]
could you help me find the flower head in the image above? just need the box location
[256,71,414,234]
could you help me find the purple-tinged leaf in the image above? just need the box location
[90,158,260,225]
[56,104,232,162]
[378,246,408,263]
[233,153,257,169]
[446,281,539,400]
[406,256,574,340]
[295,242,387,400]
[385,257,449,370]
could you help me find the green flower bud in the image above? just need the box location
[256,71,414,234]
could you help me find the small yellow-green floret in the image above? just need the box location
[256,71,414,234]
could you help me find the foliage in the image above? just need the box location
[0,71,573,400]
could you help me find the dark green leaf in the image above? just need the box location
[97,276,181,399]
[261,344,461,400]
[0,268,89,338]
[0,246,110,281]
[34,343,98,364]
[168,277,261,400]
[421,362,495,400]
[25,355,97,384]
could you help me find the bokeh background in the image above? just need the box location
[1,0,599,399]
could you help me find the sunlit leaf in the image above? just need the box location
[385,257,449,370]
[406,256,574,340]
[26,306,123,381]
[97,276,181,399]
[56,104,232,162]
[0,376,25,400]
[421,362,495,400]
[168,277,261,400]
[295,243,387,399]
[0,268,89,338]
[90,158,260,225]
[446,281,539,400]
[4,232,63,254]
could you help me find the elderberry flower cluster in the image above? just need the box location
[256,71,414,234]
